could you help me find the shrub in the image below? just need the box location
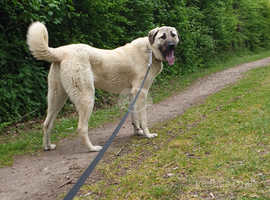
[1,0,270,125]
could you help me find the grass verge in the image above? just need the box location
[1,49,270,167]
[77,65,270,200]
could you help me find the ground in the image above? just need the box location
[1,57,270,200]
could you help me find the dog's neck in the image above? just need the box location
[145,44,163,77]
[152,52,162,63]
[146,45,162,64]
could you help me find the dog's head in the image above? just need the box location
[148,26,179,66]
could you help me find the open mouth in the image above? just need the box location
[160,42,176,66]
[165,49,175,66]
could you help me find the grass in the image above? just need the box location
[1,49,270,167]
[76,64,270,200]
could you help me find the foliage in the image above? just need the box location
[1,0,270,125]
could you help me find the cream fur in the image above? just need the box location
[27,21,179,152]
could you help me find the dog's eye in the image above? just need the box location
[160,33,166,40]
[171,32,176,37]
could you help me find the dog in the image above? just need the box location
[27,22,179,152]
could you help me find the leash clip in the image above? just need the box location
[148,49,153,67]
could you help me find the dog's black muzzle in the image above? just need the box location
[167,42,176,50]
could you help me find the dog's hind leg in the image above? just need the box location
[61,59,102,152]
[75,94,102,152]
[43,63,68,150]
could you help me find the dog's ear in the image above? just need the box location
[171,27,179,39]
[176,29,179,39]
[148,27,159,45]
[175,29,180,43]
[172,28,180,43]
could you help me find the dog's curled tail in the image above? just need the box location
[27,22,61,63]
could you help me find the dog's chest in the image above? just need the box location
[151,61,163,78]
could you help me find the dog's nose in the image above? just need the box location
[168,42,175,49]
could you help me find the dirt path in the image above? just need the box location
[1,57,270,200]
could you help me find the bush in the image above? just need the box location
[1,0,270,125]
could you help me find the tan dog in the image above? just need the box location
[27,22,179,151]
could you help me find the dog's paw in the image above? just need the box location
[90,145,103,152]
[135,129,144,136]
[44,144,56,151]
[145,133,158,138]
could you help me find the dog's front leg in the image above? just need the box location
[131,86,157,138]
[131,111,143,136]
[130,92,144,135]
[137,92,157,138]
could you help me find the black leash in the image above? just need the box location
[63,50,153,200]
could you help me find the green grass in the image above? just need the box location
[1,49,270,167]
[0,106,122,167]
[77,65,270,200]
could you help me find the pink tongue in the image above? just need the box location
[166,51,175,66]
